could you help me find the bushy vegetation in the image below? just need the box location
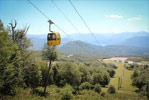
[107,69,116,77]
[0,20,23,95]
[107,85,116,94]
[79,82,93,90]
[94,84,101,93]
[0,20,43,97]
[131,65,149,99]
[100,92,105,97]
[131,66,149,99]
[124,64,139,70]
[60,85,73,100]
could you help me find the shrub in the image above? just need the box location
[131,70,139,79]
[77,90,101,100]
[100,92,106,97]
[60,85,73,100]
[94,84,101,93]
[92,73,103,85]
[107,69,116,78]
[107,85,116,94]
[79,82,93,90]
[61,91,72,100]
[102,72,110,86]
[112,65,118,69]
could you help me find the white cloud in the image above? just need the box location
[128,16,142,21]
[106,14,123,19]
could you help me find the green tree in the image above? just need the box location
[42,45,58,96]
[23,63,41,89]
[42,45,58,61]
[8,20,42,91]
[8,20,32,69]
[59,62,82,87]
[0,20,22,95]
[79,65,91,83]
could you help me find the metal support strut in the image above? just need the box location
[48,20,54,32]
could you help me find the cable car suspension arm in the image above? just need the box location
[48,20,54,32]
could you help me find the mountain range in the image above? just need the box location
[121,36,149,48]
[27,31,149,57]
[59,41,149,57]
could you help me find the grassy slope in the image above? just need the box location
[102,60,142,95]
[110,62,137,94]
[102,61,137,94]
[101,61,147,100]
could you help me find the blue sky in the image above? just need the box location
[0,0,149,36]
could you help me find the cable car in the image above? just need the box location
[47,32,61,46]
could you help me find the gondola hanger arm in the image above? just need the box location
[48,20,54,32]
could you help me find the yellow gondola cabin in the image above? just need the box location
[47,32,61,46]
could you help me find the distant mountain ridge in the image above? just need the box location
[121,36,149,48]
[70,31,149,46]
[27,31,149,50]
[59,40,149,57]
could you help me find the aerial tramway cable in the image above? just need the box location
[68,0,100,45]
[51,0,81,34]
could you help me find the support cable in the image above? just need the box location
[51,0,81,34]
[68,0,100,45]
